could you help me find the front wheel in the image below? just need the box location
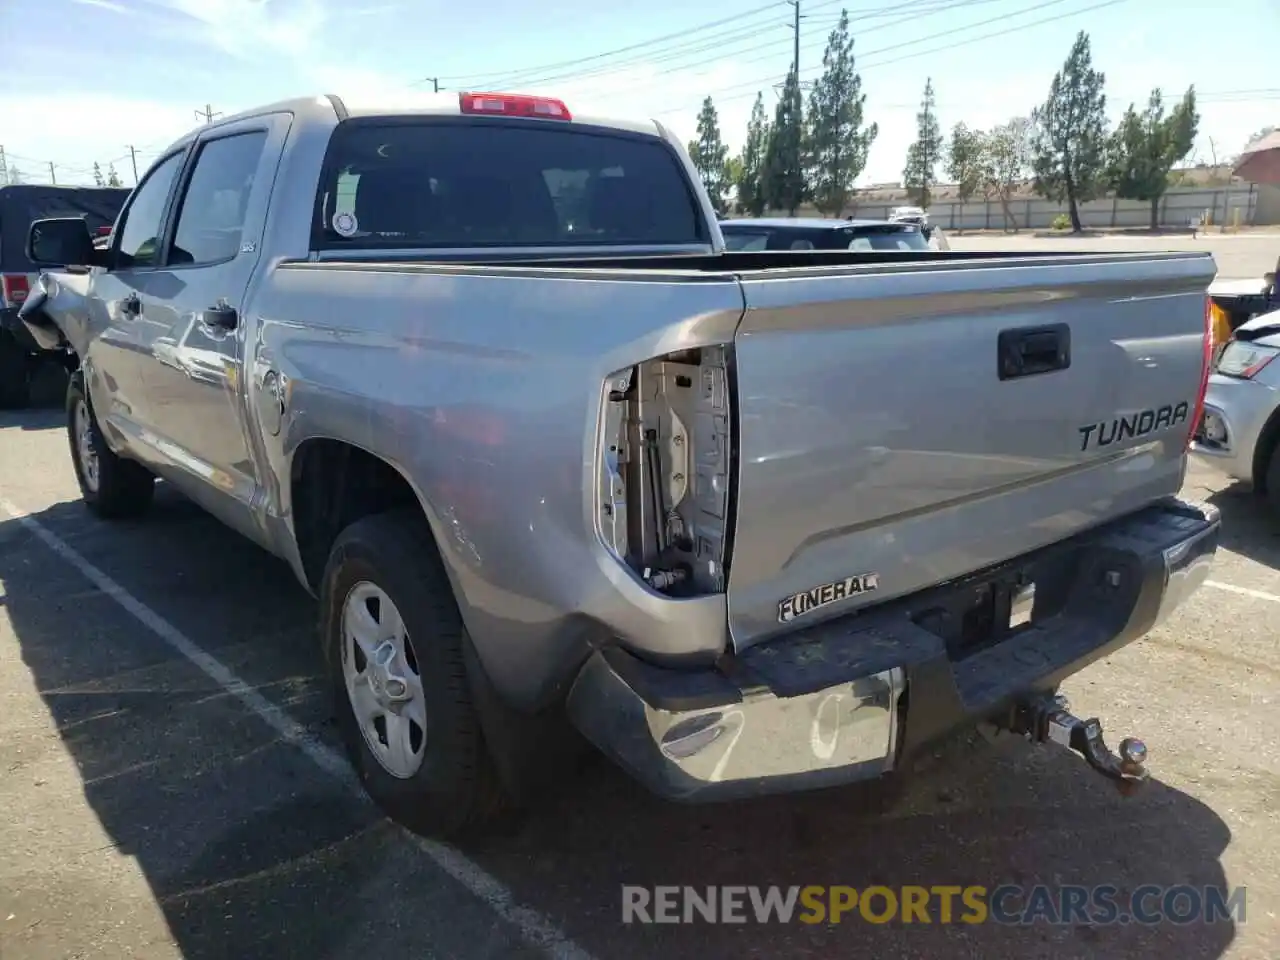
[1263,443,1280,517]
[320,509,509,840]
[66,372,155,519]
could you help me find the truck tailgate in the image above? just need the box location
[727,252,1216,649]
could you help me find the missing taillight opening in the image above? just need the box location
[595,347,731,597]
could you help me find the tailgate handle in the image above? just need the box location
[998,323,1070,380]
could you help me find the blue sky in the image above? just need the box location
[1,0,1275,187]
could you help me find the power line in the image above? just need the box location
[657,0,1129,114]
[465,0,964,92]
[728,0,1077,77]
[195,103,223,124]
[434,0,792,87]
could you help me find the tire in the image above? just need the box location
[320,509,509,840]
[1265,443,1280,517]
[66,371,155,519]
[0,332,31,410]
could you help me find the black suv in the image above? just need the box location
[1,184,130,407]
[719,216,935,252]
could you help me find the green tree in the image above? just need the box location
[734,93,771,216]
[1030,30,1109,232]
[687,97,730,214]
[763,67,807,215]
[902,77,942,208]
[1108,87,1199,230]
[106,163,122,188]
[92,162,105,187]
[804,10,877,216]
[947,122,986,205]
[982,117,1032,230]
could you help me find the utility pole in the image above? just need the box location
[790,0,800,79]
[922,79,931,207]
[195,103,223,124]
[48,161,57,185]
[125,145,139,184]
[781,0,809,93]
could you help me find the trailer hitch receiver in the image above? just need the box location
[1006,694,1149,795]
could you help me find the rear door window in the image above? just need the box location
[169,131,268,266]
[316,120,705,249]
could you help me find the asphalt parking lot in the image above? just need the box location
[2,236,1278,960]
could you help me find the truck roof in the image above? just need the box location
[156,92,668,160]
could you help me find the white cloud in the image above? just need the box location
[0,92,197,182]
[71,0,135,14]
[143,0,328,60]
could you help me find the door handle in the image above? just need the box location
[998,323,1071,380]
[202,300,238,332]
[121,293,141,317]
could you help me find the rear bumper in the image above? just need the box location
[566,497,1219,802]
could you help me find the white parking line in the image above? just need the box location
[1204,579,1280,604]
[0,497,597,960]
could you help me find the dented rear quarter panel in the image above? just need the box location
[249,262,746,707]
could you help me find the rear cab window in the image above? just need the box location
[314,119,707,250]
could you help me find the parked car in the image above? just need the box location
[21,90,1220,840]
[720,216,934,251]
[0,184,129,407]
[1191,308,1280,509]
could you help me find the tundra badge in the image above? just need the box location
[778,573,880,623]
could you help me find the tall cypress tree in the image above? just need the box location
[763,67,807,215]
[1030,30,1109,232]
[804,10,877,216]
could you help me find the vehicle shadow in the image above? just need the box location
[475,733,1238,958]
[0,495,1240,960]
[1204,480,1280,570]
[0,406,64,432]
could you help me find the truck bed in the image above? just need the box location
[274,248,1215,657]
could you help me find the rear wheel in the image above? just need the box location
[66,372,155,519]
[320,509,509,840]
[1265,443,1280,517]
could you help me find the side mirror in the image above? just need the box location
[26,218,96,268]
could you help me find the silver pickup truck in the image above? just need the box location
[19,91,1221,840]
